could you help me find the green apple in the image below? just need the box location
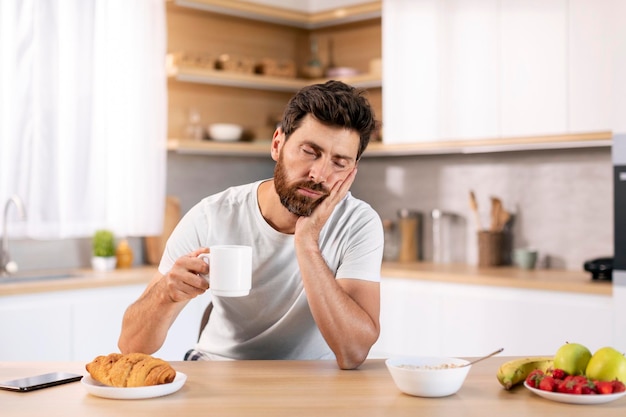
[586,347,626,382]
[553,342,592,375]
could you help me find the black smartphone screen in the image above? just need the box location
[0,372,83,392]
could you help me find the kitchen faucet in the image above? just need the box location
[1,195,27,276]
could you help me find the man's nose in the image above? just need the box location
[309,158,331,183]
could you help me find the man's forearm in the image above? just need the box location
[118,278,186,354]
[296,243,380,369]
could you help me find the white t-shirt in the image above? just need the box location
[158,180,384,360]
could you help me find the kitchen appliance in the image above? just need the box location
[583,257,613,281]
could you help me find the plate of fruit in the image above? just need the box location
[524,343,626,405]
[498,342,626,405]
[524,373,625,405]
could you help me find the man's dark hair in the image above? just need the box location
[280,80,379,160]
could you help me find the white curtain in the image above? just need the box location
[0,0,167,239]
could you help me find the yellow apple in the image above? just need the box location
[586,347,626,382]
[553,342,592,375]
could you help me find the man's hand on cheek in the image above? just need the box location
[294,167,358,246]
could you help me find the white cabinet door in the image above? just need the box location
[72,285,145,362]
[0,285,209,362]
[612,1,626,135]
[372,277,614,358]
[384,0,570,142]
[499,0,568,137]
[370,278,442,357]
[0,293,73,361]
[437,0,499,141]
[383,0,500,144]
[382,0,439,143]
[73,285,210,362]
[438,284,613,356]
[568,0,614,133]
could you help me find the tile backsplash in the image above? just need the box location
[352,147,612,270]
[8,146,611,273]
[166,146,612,271]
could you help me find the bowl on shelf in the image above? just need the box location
[325,67,360,78]
[385,356,471,397]
[207,123,244,142]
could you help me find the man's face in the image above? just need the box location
[272,115,359,217]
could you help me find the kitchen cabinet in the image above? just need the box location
[0,285,210,361]
[0,295,73,361]
[613,2,626,135]
[500,0,567,137]
[370,277,614,358]
[568,0,614,133]
[167,0,382,143]
[168,0,614,156]
[174,0,382,29]
[382,0,619,144]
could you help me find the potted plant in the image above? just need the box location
[92,229,117,271]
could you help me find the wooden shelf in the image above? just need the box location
[173,0,382,29]
[169,64,382,92]
[168,131,612,157]
[365,131,613,156]
[168,138,272,156]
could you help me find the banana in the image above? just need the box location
[496,357,554,390]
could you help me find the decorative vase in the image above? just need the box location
[92,256,117,272]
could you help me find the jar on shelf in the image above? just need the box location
[183,107,204,141]
[116,239,134,269]
[397,209,422,262]
[382,219,399,262]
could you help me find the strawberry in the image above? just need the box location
[539,376,557,392]
[596,380,614,395]
[556,379,571,394]
[612,380,625,393]
[526,369,545,388]
[572,375,589,384]
[551,368,567,380]
[557,376,583,394]
[580,379,596,395]
[571,383,583,395]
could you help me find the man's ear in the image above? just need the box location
[270,127,285,162]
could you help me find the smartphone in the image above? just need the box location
[0,372,83,392]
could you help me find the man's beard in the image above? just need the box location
[273,156,329,217]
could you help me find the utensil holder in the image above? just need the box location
[477,231,503,267]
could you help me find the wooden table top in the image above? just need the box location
[1,358,624,416]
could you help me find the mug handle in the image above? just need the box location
[197,253,211,282]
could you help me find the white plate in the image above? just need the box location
[524,381,626,405]
[82,372,186,400]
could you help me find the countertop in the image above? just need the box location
[1,358,624,416]
[0,266,156,296]
[381,262,611,296]
[1,262,610,297]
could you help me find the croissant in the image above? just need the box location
[86,353,176,387]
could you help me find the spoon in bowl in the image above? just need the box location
[460,348,504,367]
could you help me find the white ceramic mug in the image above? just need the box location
[198,245,252,297]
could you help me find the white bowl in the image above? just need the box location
[208,123,243,141]
[385,356,471,397]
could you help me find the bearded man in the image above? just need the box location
[119,81,383,370]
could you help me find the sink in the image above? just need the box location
[0,271,79,284]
